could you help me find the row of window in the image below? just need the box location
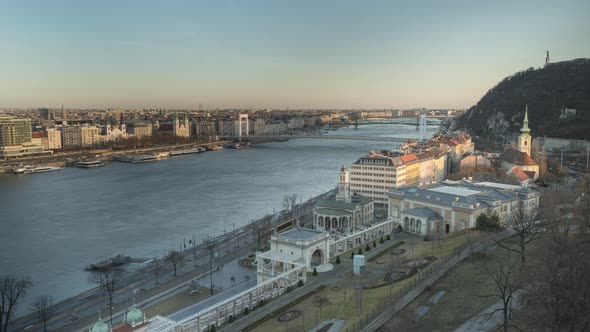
[350,172,399,178]
[352,166,393,171]
[350,178,397,184]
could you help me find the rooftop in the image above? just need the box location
[426,186,482,197]
[389,181,538,210]
[278,227,327,241]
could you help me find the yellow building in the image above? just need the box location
[401,153,420,186]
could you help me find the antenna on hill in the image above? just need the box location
[545,50,550,66]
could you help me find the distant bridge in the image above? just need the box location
[352,118,444,126]
[219,134,412,143]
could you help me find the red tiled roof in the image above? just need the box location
[32,131,47,138]
[510,166,530,182]
[400,153,419,164]
[499,149,538,166]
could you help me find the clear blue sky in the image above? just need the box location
[1,0,588,109]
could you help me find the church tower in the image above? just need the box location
[518,105,532,156]
[336,165,351,202]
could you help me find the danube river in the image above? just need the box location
[0,122,436,316]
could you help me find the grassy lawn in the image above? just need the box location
[252,231,480,332]
[144,286,211,317]
[381,235,549,332]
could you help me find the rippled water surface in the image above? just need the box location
[0,122,436,315]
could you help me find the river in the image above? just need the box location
[0,121,436,316]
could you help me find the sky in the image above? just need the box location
[0,0,589,109]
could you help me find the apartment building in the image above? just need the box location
[61,125,100,148]
[349,153,406,204]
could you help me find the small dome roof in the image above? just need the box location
[126,306,143,325]
[91,319,109,332]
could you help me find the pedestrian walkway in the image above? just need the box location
[223,264,348,332]
[454,289,526,332]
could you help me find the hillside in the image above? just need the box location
[457,58,590,140]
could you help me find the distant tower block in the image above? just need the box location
[419,113,427,141]
[238,113,249,139]
[545,50,550,66]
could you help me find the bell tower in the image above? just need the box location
[336,165,351,202]
[518,105,532,156]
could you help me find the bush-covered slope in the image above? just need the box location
[457,58,590,140]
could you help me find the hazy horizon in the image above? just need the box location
[1,0,589,109]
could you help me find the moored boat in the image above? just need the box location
[13,165,63,174]
[76,160,107,168]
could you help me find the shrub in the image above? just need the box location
[358,248,363,255]
[475,213,501,231]
[335,256,341,264]
[297,280,304,287]
[423,234,432,241]
[228,315,235,323]
[380,237,384,244]
[312,268,318,276]
[259,299,266,307]
[373,241,377,248]
[244,307,250,315]
[351,251,355,259]
[286,286,292,293]
[210,324,216,332]
[387,234,391,240]
[365,244,371,252]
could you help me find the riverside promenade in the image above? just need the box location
[10,188,336,332]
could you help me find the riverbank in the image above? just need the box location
[9,187,337,331]
[1,121,437,325]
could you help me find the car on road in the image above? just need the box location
[187,289,201,296]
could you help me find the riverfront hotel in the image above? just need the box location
[0,116,50,158]
[387,180,540,236]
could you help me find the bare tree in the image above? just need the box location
[530,226,590,331]
[89,270,120,328]
[166,250,182,277]
[282,194,298,217]
[574,174,590,233]
[480,249,522,332]
[252,218,272,250]
[31,295,53,332]
[312,294,331,326]
[204,236,218,295]
[500,207,543,264]
[152,259,164,284]
[0,276,32,332]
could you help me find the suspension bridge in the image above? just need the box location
[219,116,450,143]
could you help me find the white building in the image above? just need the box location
[349,153,407,203]
[256,227,329,283]
[388,181,540,236]
[314,165,374,232]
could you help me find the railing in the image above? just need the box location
[360,229,514,332]
[329,219,394,257]
[147,262,306,332]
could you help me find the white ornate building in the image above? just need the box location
[314,165,374,232]
[388,180,540,236]
[256,227,329,283]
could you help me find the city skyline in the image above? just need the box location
[1,0,589,109]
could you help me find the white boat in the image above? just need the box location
[169,148,202,156]
[14,165,62,174]
[76,160,107,168]
[208,145,223,151]
[128,155,160,163]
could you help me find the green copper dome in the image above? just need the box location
[126,306,143,326]
[91,319,109,332]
